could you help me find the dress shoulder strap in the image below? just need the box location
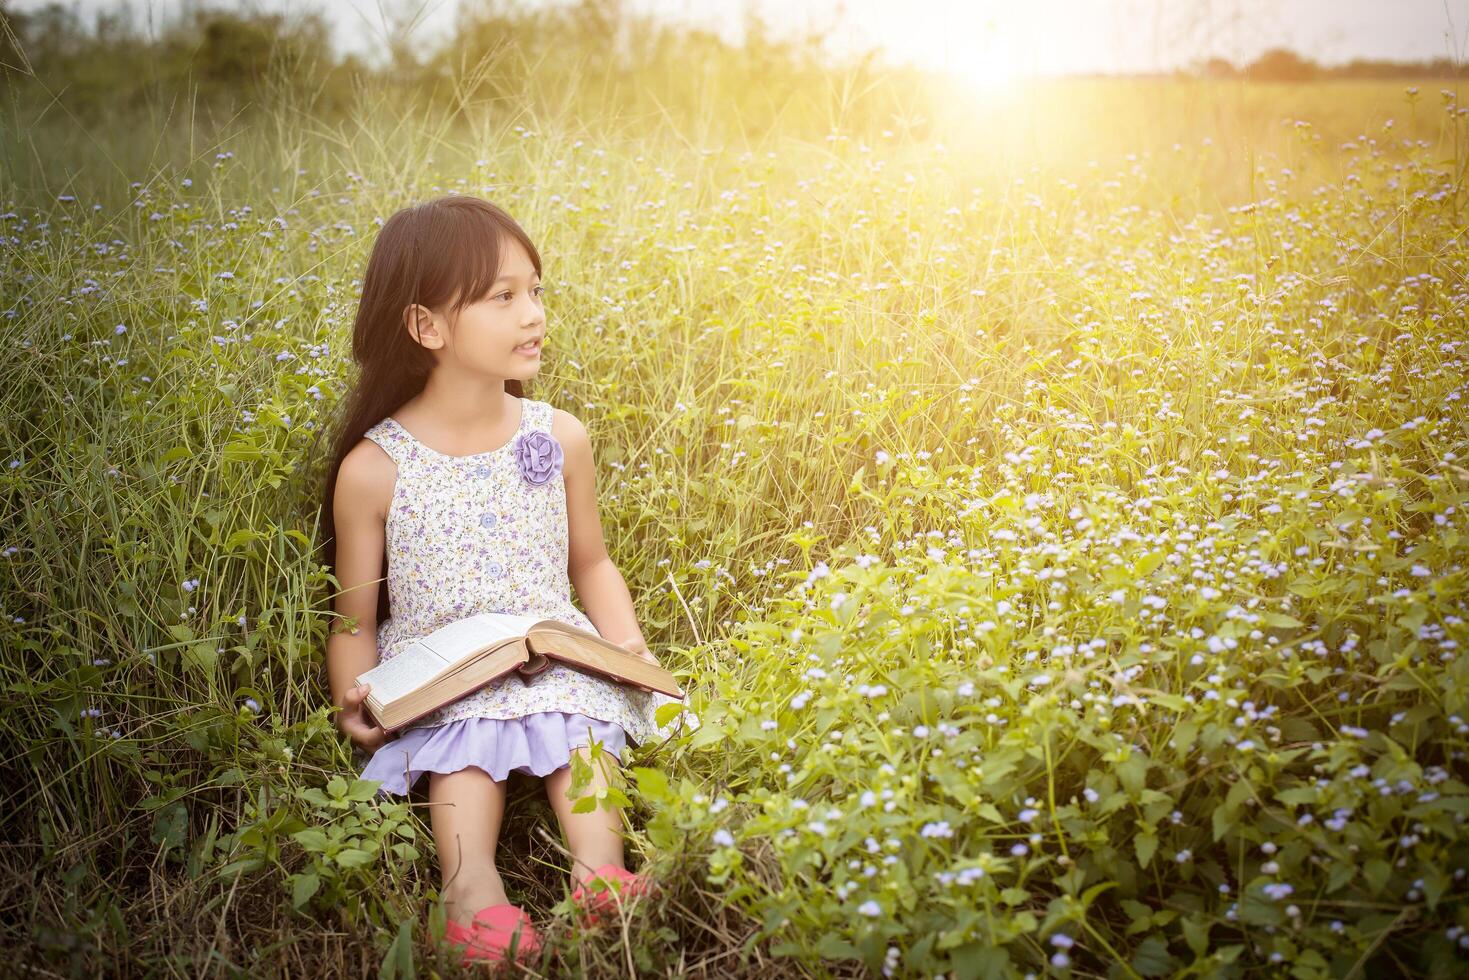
[362,418,414,469]
[522,397,552,432]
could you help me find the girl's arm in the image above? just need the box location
[325,442,396,752]
[557,409,658,665]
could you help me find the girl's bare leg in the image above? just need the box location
[429,766,511,925]
[544,744,626,891]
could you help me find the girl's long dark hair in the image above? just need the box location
[314,196,543,627]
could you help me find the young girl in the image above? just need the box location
[318,196,683,966]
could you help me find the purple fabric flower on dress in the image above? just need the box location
[514,430,563,487]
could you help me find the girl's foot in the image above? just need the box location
[444,903,542,967]
[569,864,658,928]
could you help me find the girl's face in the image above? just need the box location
[411,235,545,379]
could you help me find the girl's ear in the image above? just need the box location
[402,303,442,350]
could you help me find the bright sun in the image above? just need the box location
[946,49,1024,94]
[917,6,1030,97]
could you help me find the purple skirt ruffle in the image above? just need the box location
[360,711,628,797]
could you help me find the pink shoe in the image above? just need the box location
[569,864,658,928]
[444,903,542,967]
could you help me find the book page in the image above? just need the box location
[527,624,684,698]
[360,613,549,728]
[419,611,547,666]
[356,641,448,705]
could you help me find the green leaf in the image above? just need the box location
[1288,575,1341,599]
[654,701,685,727]
[688,722,726,750]
[292,829,330,852]
[221,439,263,462]
[1124,899,1155,936]
[1081,880,1118,906]
[631,766,671,802]
[949,942,1011,980]
[291,872,320,909]
[999,887,1030,906]
[1133,551,1165,578]
[1422,867,1451,909]
[1211,805,1234,841]
[815,932,859,959]
[1363,858,1392,895]
[151,801,189,852]
[1263,611,1304,628]
[378,916,414,980]
[1275,787,1317,806]
[345,779,380,802]
[1150,693,1190,712]
[216,856,265,877]
[1171,721,1199,754]
[1327,859,1356,893]
[1240,888,1283,927]
[1224,777,1254,812]
[1278,716,1320,742]
[1117,753,1150,797]
[1181,916,1210,957]
[1134,832,1158,868]
[1131,936,1176,977]
[223,529,266,553]
[299,787,332,808]
[975,802,1004,823]
[335,847,376,869]
[571,795,598,814]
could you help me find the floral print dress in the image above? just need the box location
[356,395,684,796]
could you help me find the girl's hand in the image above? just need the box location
[338,683,390,753]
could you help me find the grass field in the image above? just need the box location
[2,62,1467,978]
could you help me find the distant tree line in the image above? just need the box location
[0,0,853,122]
[2,2,372,118]
[1195,47,1468,81]
[0,1,1463,127]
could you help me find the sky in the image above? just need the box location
[18,0,1469,82]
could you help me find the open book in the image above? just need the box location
[355,612,685,733]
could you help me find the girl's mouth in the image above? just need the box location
[515,340,541,356]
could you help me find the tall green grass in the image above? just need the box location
[2,42,1467,978]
